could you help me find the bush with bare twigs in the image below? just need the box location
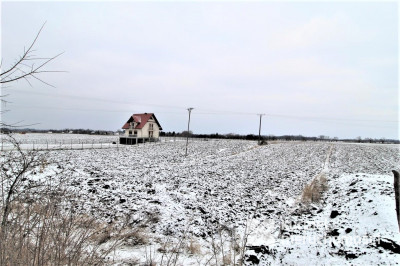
[0,135,124,265]
[0,25,127,265]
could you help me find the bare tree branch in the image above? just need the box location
[0,22,46,78]
[1,22,63,128]
[1,53,64,85]
[0,22,64,87]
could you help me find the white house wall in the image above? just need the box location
[141,121,160,138]
[124,128,143,137]
[124,120,160,138]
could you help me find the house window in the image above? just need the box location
[134,130,137,135]
[129,130,132,135]
[149,123,154,130]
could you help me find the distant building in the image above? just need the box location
[120,113,162,144]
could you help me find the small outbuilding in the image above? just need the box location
[120,113,162,144]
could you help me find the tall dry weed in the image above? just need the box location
[0,135,122,265]
[301,173,328,204]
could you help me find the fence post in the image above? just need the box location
[47,141,48,150]
[393,170,400,232]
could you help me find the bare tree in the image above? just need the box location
[0,23,63,87]
[1,23,63,128]
[0,25,126,265]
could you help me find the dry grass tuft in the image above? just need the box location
[223,253,232,265]
[122,228,149,246]
[187,237,202,255]
[0,200,121,265]
[301,173,328,204]
[39,158,48,173]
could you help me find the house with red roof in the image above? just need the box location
[121,113,162,139]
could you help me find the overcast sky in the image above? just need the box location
[1,1,398,139]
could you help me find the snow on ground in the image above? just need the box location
[3,133,119,143]
[1,133,120,150]
[246,143,400,265]
[5,134,400,264]
[51,140,329,237]
[248,173,400,265]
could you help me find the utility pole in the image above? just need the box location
[185,108,194,156]
[258,114,265,145]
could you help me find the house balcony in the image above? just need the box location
[119,135,159,145]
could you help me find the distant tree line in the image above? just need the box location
[160,131,399,144]
[0,128,118,135]
[2,128,398,144]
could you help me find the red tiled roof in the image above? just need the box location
[121,113,163,130]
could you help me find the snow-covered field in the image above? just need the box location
[7,134,400,264]
[0,133,205,150]
[1,133,120,150]
[5,133,119,143]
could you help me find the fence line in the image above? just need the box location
[1,141,119,151]
[1,137,156,151]
[0,136,213,151]
[2,138,119,145]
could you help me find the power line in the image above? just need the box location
[267,113,398,123]
[6,88,187,110]
[4,89,399,124]
[7,103,186,114]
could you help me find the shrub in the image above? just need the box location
[0,135,121,265]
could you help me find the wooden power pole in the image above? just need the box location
[185,108,194,156]
[258,114,265,145]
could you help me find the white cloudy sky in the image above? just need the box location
[1,1,398,139]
